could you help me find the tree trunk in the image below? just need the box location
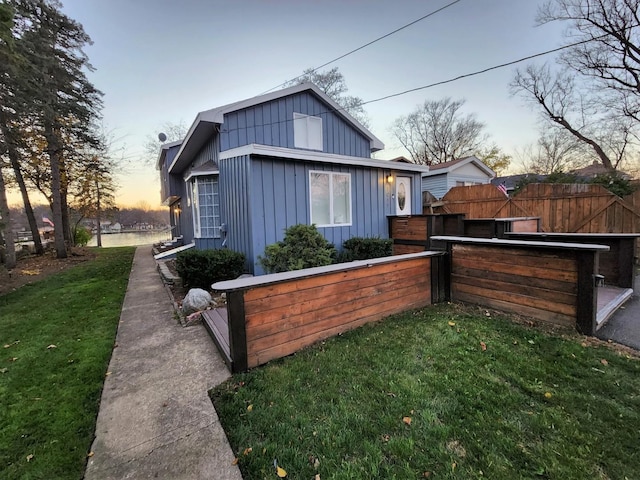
[59,159,72,246]
[0,165,17,269]
[45,127,67,259]
[0,117,44,255]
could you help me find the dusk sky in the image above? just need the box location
[38,0,568,207]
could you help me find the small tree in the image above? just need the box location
[259,224,336,273]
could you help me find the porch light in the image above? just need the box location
[386,174,394,184]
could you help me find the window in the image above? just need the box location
[309,171,351,227]
[294,112,323,151]
[190,176,221,238]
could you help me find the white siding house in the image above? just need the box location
[421,156,495,199]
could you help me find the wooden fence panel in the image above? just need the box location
[432,183,640,259]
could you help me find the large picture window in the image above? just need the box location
[309,171,351,227]
[190,176,221,238]
[294,112,323,151]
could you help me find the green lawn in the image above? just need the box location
[0,247,135,480]
[211,304,640,480]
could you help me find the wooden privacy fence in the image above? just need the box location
[428,183,640,258]
[211,252,445,372]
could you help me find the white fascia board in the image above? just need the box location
[219,144,430,173]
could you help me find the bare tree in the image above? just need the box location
[538,0,640,121]
[284,67,369,127]
[391,98,487,165]
[511,64,634,169]
[476,144,511,176]
[142,120,187,165]
[516,128,589,174]
[512,1,640,171]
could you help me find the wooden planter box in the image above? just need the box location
[431,236,609,335]
[211,252,446,372]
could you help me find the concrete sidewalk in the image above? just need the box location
[85,247,242,479]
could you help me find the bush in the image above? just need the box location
[259,224,336,273]
[176,248,246,289]
[74,226,92,247]
[337,236,393,262]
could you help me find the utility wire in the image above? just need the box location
[360,35,604,107]
[260,0,464,94]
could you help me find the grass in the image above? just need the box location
[0,247,135,480]
[211,304,640,480]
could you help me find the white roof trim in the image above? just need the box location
[168,83,384,173]
[184,169,220,181]
[219,144,430,173]
[156,140,183,170]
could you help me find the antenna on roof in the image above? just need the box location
[158,132,167,142]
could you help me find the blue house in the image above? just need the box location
[157,83,428,274]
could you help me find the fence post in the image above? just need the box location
[227,291,248,373]
[575,250,599,335]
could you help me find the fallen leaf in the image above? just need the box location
[484,311,490,317]
[480,341,487,351]
[544,392,552,399]
[26,453,34,462]
[87,451,94,458]
[0,368,8,374]
[247,404,253,412]
[9,357,18,362]
[243,447,252,455]
[581,342,587,348]
[403,416,412,426]
[423,472,432,478]
[276,466,287,477]
[314,457,320,469]
[600,359,609,366]
[315,475,321,480]
[105,371,112,376]
[452,462,457,471]
[47,344,57,349]
[232,457,239,465]
[448,321,456,326]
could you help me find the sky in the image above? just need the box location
[12,0,568,208]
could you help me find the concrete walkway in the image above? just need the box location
[85,247,242,479]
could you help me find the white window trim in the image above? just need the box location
[189,176,221,239]
[309,170,352,228]
[294,112,323,151]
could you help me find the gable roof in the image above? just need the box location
[423,156,495,177]
[169,83,384,173]
[155,140,182,171]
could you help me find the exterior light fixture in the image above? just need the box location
[386,174,394,184]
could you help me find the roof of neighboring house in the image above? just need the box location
[388,156,413,163]
[492,174,547,190]
[169,83,384,173]
[422,156,495,177]
[570,160,629,178]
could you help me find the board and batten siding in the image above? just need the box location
[218,155,254,271]
[219,91,371,158]
[248,155,422,275]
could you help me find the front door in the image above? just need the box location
[396,177,411,215]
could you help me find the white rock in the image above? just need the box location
[182,288,212,315]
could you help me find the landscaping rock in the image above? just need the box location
[182,288,212,315]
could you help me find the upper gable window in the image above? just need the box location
[293,112,323,151]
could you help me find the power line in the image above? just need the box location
[261,0,464,95]
[360,36,600,107]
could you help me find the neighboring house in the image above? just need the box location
[157,83,428,274]
[421,156,495,199]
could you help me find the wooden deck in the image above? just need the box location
[202,308,232,369]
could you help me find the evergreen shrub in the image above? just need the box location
[176,248,246,289]
[259,224,336,273]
